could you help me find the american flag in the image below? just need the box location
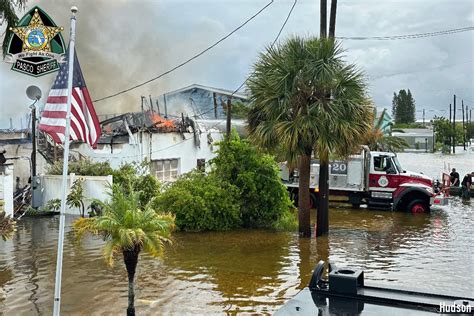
[39,49,100,148]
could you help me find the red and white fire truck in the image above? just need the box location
[281,147,442,213]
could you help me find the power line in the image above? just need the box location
[197,0,297,116]
[233,0,298,95]
[337,26,474,40]
[92,0,274,103]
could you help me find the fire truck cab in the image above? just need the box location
[281,147,436,213]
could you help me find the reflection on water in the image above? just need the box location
[0,153,472,315]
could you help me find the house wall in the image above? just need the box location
[72,129,224,176]
[157,88,247,119]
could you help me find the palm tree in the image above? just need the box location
[362,109,409,152]
[73,185,175,316]
[0,210,16,241]
[247,36,372,237]
[0,0,27,56]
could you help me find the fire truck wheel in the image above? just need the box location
[407,199,428,214]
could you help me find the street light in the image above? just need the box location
[26,85,42,208]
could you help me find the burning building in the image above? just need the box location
[68,110,223,182]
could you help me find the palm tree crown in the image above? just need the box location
[247,36,372,162]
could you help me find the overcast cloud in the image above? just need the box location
[0,0,473,128]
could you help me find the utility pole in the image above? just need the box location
[462,100,465,150]
[452,95,456,154]
[320,0,327,38]
[316,0,337,238]
[422,109,425,126]
[31,105,37,180]
[226,97,232,139]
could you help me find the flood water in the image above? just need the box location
[1,151,473,315]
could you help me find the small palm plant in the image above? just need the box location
[73,184,174,316]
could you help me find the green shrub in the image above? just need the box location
[155,171,241,231]
[47,159,113,176]
[112,162,160,207]
[211,131,294,228]
[135,174,161,208]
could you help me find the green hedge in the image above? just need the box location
[155,171,241,231]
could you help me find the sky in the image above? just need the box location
[0,0,473,128]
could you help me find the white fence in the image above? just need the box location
[41,174,112,215]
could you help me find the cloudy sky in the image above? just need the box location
[0,0,473,128]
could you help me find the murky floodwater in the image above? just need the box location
[1,151,473,315]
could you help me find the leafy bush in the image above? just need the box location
[155,171,241,231]
[112,162,160,208]
[211,131,294,228]
[47,159,113,176]
[272,208,298,231]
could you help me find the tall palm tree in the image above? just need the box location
[247,36,372,237]
[73,185,175,316]
[0,0,27,56]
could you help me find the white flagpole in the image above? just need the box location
[53,6,77,316]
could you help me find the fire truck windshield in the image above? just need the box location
[392,156,404,173]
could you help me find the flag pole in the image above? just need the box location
[53,6,77,316]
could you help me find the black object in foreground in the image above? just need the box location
[275,261,474,315]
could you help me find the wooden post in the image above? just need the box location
[226,97,232,139]
[452,95,456,154]
[329,0,337,38]
[213,92,218,119]
[320,0,327,38]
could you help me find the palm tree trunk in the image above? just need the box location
[298,153,312,237]
[123,246,140,316]
[317,150,329,236]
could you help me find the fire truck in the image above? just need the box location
[281,147,440,213]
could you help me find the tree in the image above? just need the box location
[392,89,416,124]
[211,131,293,228]
[73,185,175,316]
[247,36,372,237]
[362,109,409,152]
[432,116,455,146]
[0,0,27,56]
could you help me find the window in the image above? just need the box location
[373,156,397,174]
[151,159,179,182]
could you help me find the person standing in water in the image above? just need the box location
[461,172,472,200]
[450,168,460,186]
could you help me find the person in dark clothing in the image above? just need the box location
[450,168,460,186]
[461,173,472,200]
